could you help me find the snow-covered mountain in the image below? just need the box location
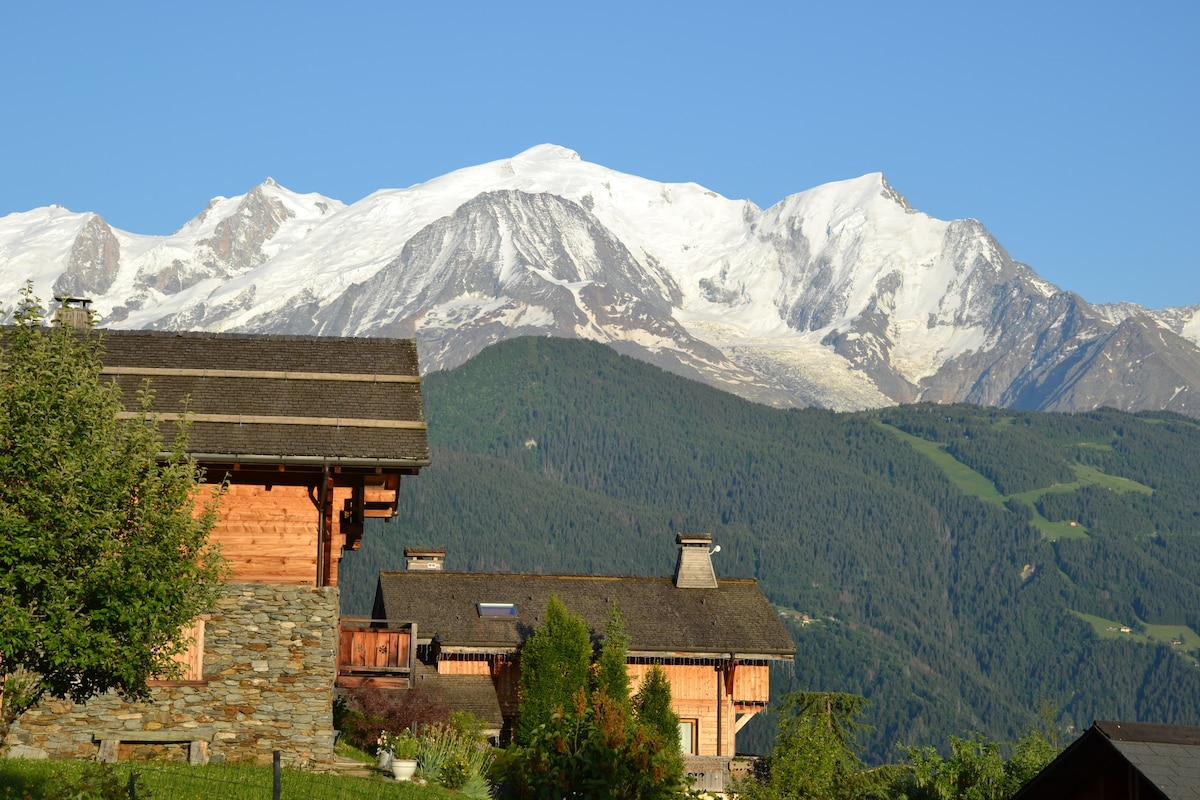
[3,144,1199,416]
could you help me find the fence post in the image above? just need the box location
[127,771,137,800]
[273,750,282,800]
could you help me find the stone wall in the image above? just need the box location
[6,583,339,768]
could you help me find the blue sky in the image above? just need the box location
[2,1,1196,308]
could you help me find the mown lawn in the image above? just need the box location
[0,757,461,800]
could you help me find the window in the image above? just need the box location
[478,603,517,618]
[679,719,697,754]
[148,617,207,685]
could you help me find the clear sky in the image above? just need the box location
[2,1,1195,308]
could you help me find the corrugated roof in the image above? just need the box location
[96,329,430,467]
[375,572,795,658]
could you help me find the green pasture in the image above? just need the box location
[1070,611,1200,659]
[877,423,1153,541]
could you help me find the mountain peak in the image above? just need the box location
[513,144,582,163]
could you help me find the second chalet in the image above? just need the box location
[366,534,795,791]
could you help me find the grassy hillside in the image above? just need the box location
[338,337,1200,762]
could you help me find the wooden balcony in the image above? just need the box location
[336,618,416,689]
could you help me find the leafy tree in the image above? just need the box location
[0,289,224,740]
[737,691,891,800]
[517,595,592,744]
[494,687,687,800]
[893,720,1058,799]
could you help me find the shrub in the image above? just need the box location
[337,684,448,753]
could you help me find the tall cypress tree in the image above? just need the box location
[594,599,631,705]
[516,595,591,744]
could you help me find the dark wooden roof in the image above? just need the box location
[96,329,429,469]
[1014,720,1200,800]
[373,572,795,659]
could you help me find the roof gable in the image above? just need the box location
[1015,721,1200,800]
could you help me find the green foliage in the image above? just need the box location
[338,336,1200,762]
[517,595,592,745]
[493,688,687,800]
[0,288,223,731]
[415,719,495,798]
[337,684,449,754]
[736,691,881,800]
[634,666,681,759]
[594,600,631,705]
[893,724,1058,800]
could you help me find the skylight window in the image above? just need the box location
[478,603,517,618]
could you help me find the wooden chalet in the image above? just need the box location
[369,535,795,788]
[98,329,430,587]
[6,325,430,767]
[1013,721,1200,800]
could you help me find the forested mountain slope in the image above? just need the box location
[338,336,1200,762]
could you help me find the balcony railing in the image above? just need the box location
[336,618,416,689]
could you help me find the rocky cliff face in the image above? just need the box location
[3,146,1198,416]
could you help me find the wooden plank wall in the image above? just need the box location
[430,658,758,757]
[731,664,770,704]
[628,663,728,756]
[207,484,318,584]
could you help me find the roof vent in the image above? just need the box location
[404,547,445,571]
[674,534,718,589]
[52,296,94,329]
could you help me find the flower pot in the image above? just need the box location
[391,758,418,781]
[377,750,393,771]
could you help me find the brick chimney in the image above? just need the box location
[52,296,94,329]
[674,534,718,588]
[404,547,445,571]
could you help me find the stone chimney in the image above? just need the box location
[674,534,718,589]
[404,547,445,571]
[52,296,94,329]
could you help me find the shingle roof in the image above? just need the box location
[411,663,503,728]
[96,329,430,467]
[1014,720,1200,800]
[374,572,795,659]
[1098,721,1200,799]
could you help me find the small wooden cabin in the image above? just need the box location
[370,535,795,788]
[6,329,429,767]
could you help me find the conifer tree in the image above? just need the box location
[594,599,631,705]
[516,594,591,744]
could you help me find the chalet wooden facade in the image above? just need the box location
[369,535,795,788]
[6,328,429,767]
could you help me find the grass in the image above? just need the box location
[1070,611,1200,663]
[879,424,1005,505]
[0,757,461,800]
[877,423,1154,540]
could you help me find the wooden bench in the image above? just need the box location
[94,727,215,765]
